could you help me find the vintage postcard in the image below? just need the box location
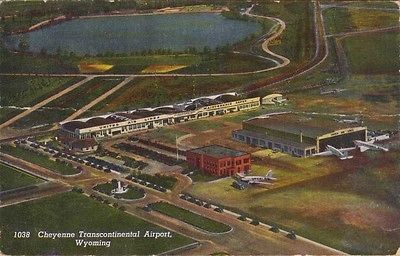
[0,0,399,255]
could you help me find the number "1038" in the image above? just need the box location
[14,231,30,238]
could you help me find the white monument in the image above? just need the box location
[111,181,128,194]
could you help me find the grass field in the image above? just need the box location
[0,162,43,191]
[141,128,189,145]
[11,77,124,128]
[254,1,315,63]
[344,2,398,9]
[0,192,194,255]
[81,54,200,74]
[85,75,262,115]
[323,8,398,35]
[180,53,275,74]
[150,202,231,233]
[189,150,400,254]
[78,62,114,73]
[342,32,399,75]
[119,188,145,200]
[0,76,80,107]
[47,77,123,109]
[178,119,223,132]
[0,144,79,175]
[0,108,23,125]
[11,108,74,129]
[141,64,187,73]
[0,45,80,74]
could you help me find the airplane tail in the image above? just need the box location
[359,146,369,152]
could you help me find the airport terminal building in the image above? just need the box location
[232,113,367,157]
[60,93,261,140]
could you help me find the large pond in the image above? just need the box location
[5,13,261,55]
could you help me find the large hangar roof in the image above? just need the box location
[245,113,364,138]
[188,145,248,158]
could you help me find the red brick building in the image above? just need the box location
[186,145,251,177]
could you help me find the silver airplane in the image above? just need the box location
[354,140,389,152]
[237,170,277,185]
[313,145,355,160]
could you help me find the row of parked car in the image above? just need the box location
[180,193,224,213]
[17,138,124,174]
[125,174,168,193]
[179,193,297,239]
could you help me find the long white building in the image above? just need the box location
[60,93,261,140]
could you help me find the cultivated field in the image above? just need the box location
[0,192,194,255]
[0,162,44,191]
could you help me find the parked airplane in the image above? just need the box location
[334,116,361,124]
[320,88,348,95]
[313,145,355,160]
[354,140,389,152]
[237,170,277,185]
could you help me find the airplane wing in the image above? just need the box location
[248,180,273,185]
[354,140,389,152]
[313,151,333,156]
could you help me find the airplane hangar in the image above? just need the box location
[232,113,367,157]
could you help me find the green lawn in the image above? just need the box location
[0,192,194,255]
[343,32,399,75]
[0,162,43,191]
[150,202,231,233]
[0,144,79,175]
[93,182,114,195]
[120,187,145,200]
[0,76,80,107]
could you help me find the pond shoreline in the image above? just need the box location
[15,6,229,35]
